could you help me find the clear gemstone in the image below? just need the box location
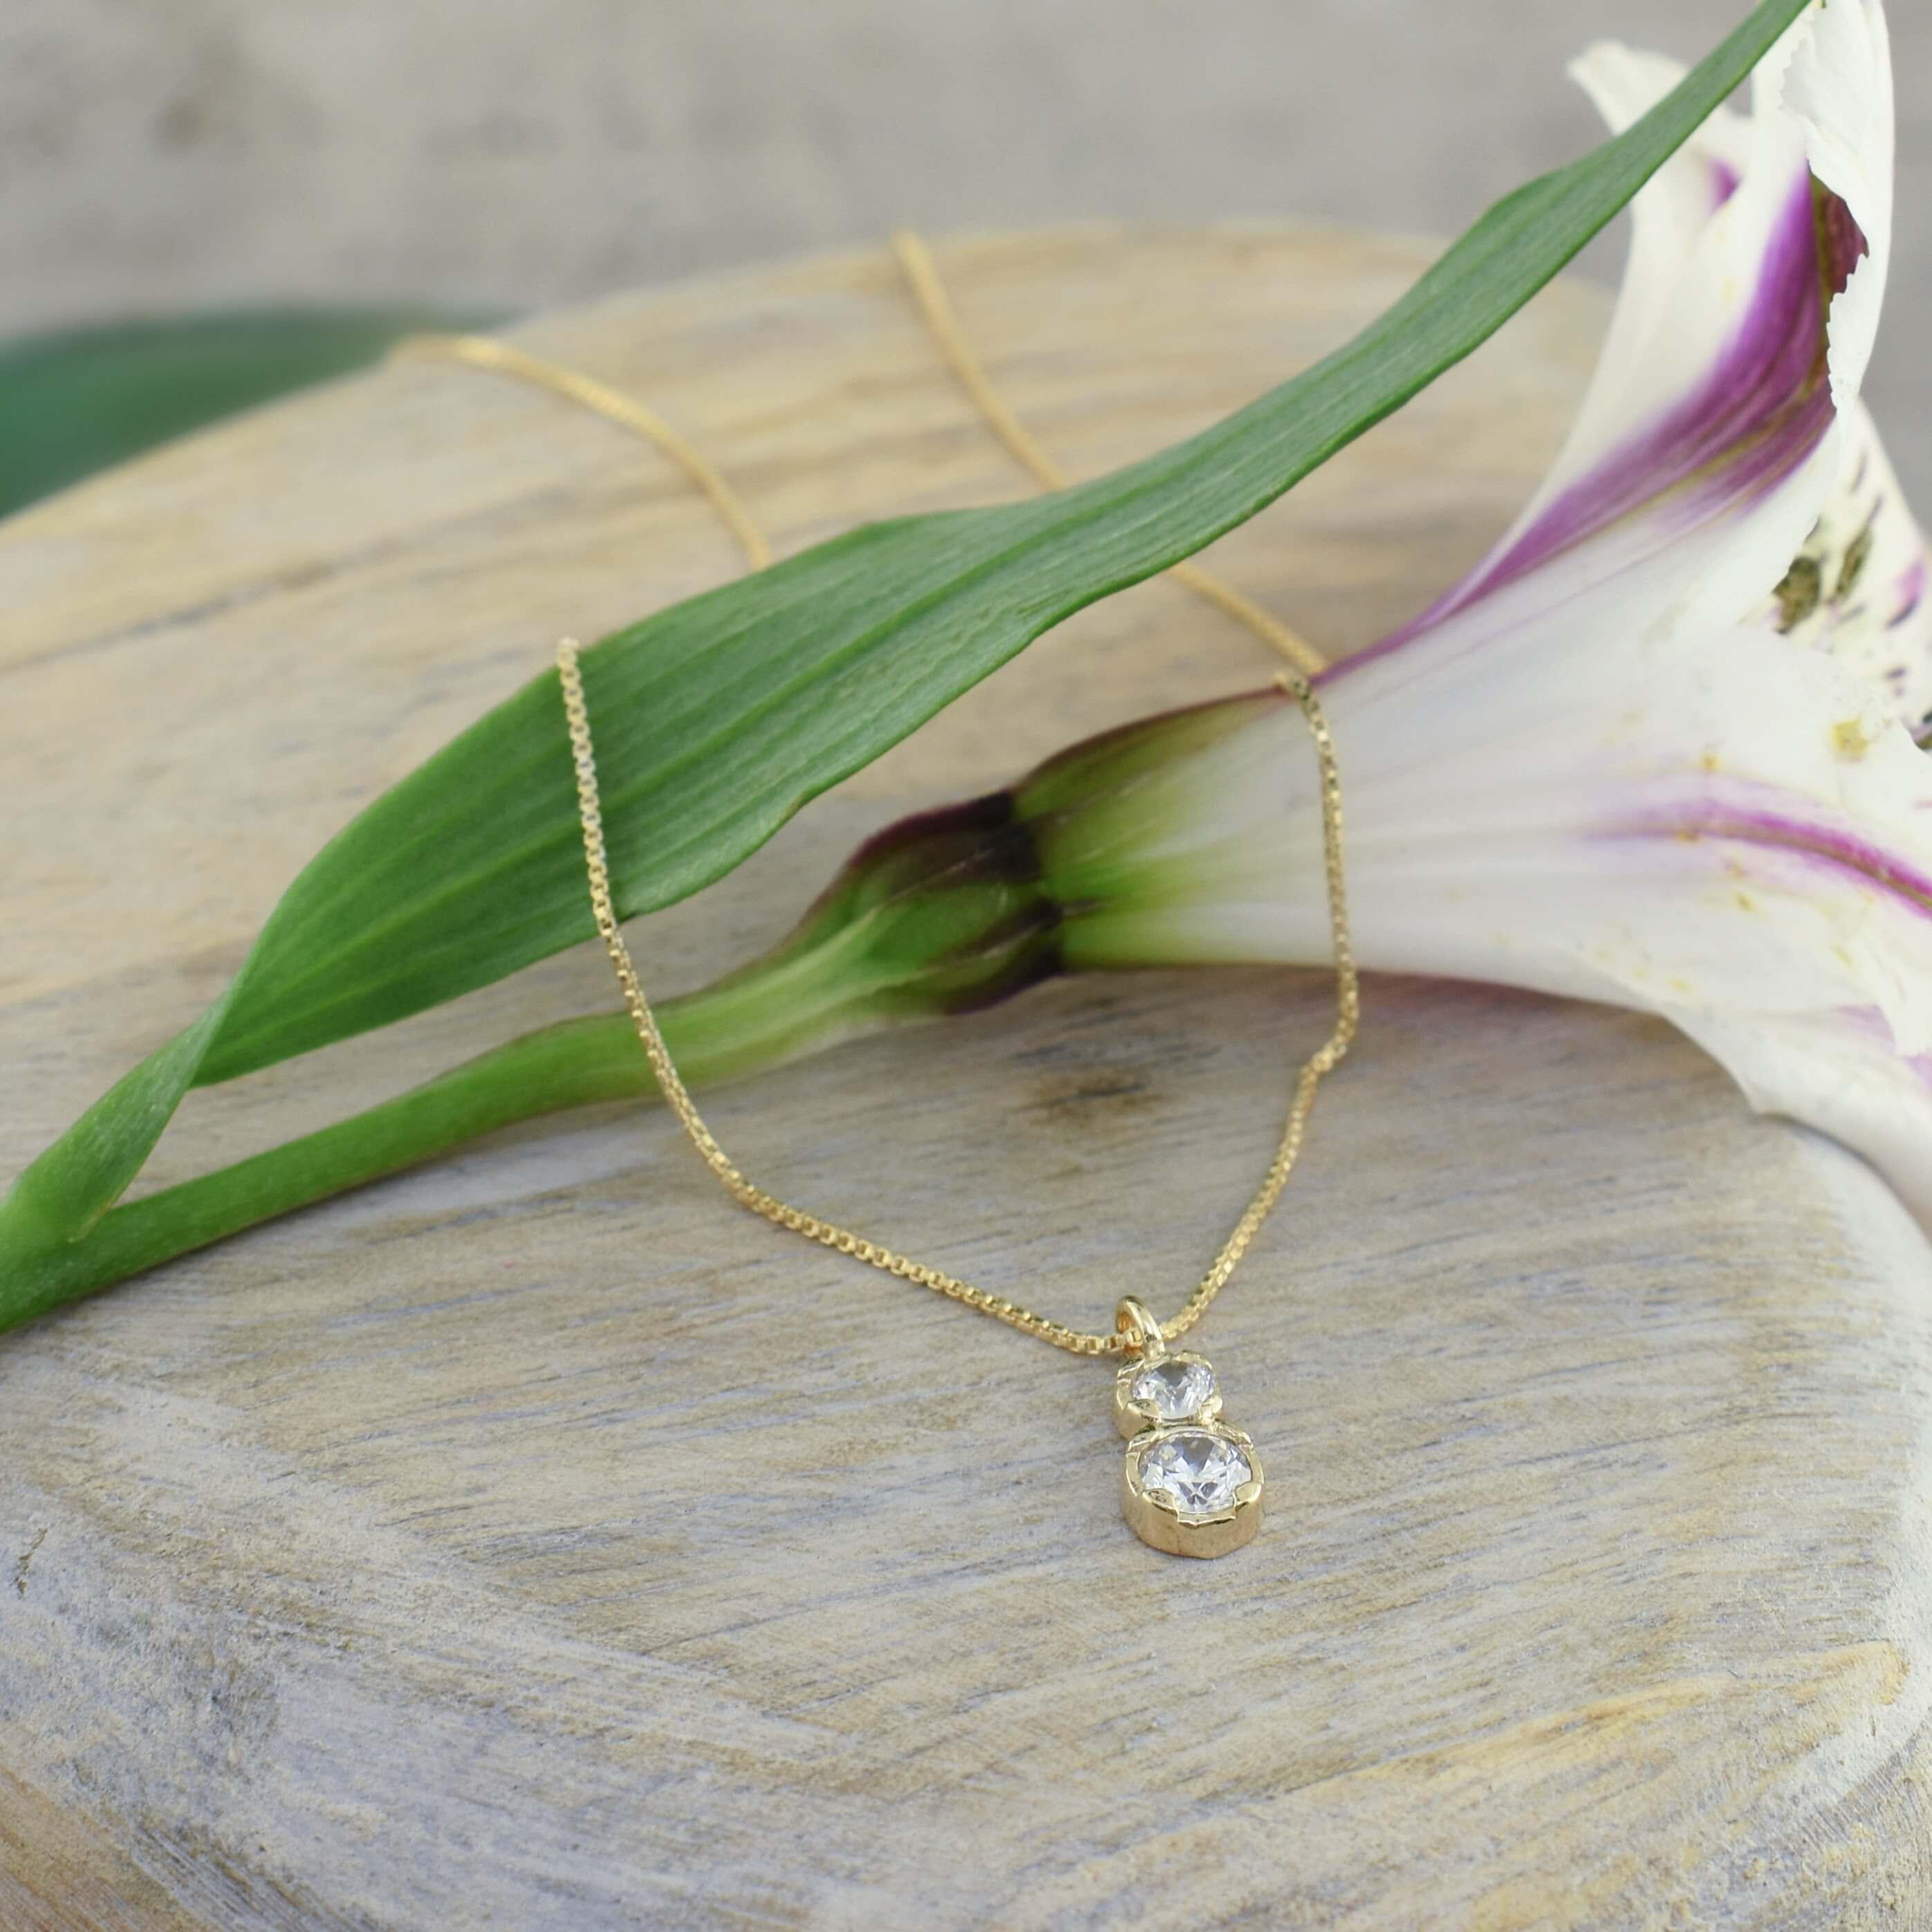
[1137,1429,1253,1518]
[1131,1357,1217,1421]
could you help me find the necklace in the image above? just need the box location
[559,642,1355,1556]
[393,234,1357,1557]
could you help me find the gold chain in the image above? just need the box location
[388,331,774,570]
[393,237,1322,676]
[559,641,1355,1356]
[887,231,1328,679]
[395,232,1357,1355]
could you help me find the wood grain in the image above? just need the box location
[3,227,1931,1930]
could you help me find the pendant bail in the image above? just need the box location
[1115,1296,1166,1358]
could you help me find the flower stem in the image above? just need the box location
[6,1016,650,1328]
[0,789,1067,1331]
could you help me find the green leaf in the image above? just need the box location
[0,307,506,519]
[0,0,1815,1328]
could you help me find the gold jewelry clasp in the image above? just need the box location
[1115,1297,1166,1359]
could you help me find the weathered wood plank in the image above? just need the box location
[3,227,1929,1929]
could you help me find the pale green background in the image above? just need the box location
[1,0,1925,497]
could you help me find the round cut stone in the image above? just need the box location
[1137,1429,1253,1518]
[1131,1357,1217,1421]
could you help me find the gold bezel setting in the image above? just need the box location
[1113,1350,1222,1438]
[1110,1297,1265,1557]
[1121,1421,1264,1559]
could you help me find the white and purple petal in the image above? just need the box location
[1031,0,1932,1224]
[1758,404,1932,732]
[1361,0,1905,680]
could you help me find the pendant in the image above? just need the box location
[1113,1297,1263,1558]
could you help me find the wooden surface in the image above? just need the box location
[4,227,1932,1929]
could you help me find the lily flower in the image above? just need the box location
[725,0,1932,1225]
